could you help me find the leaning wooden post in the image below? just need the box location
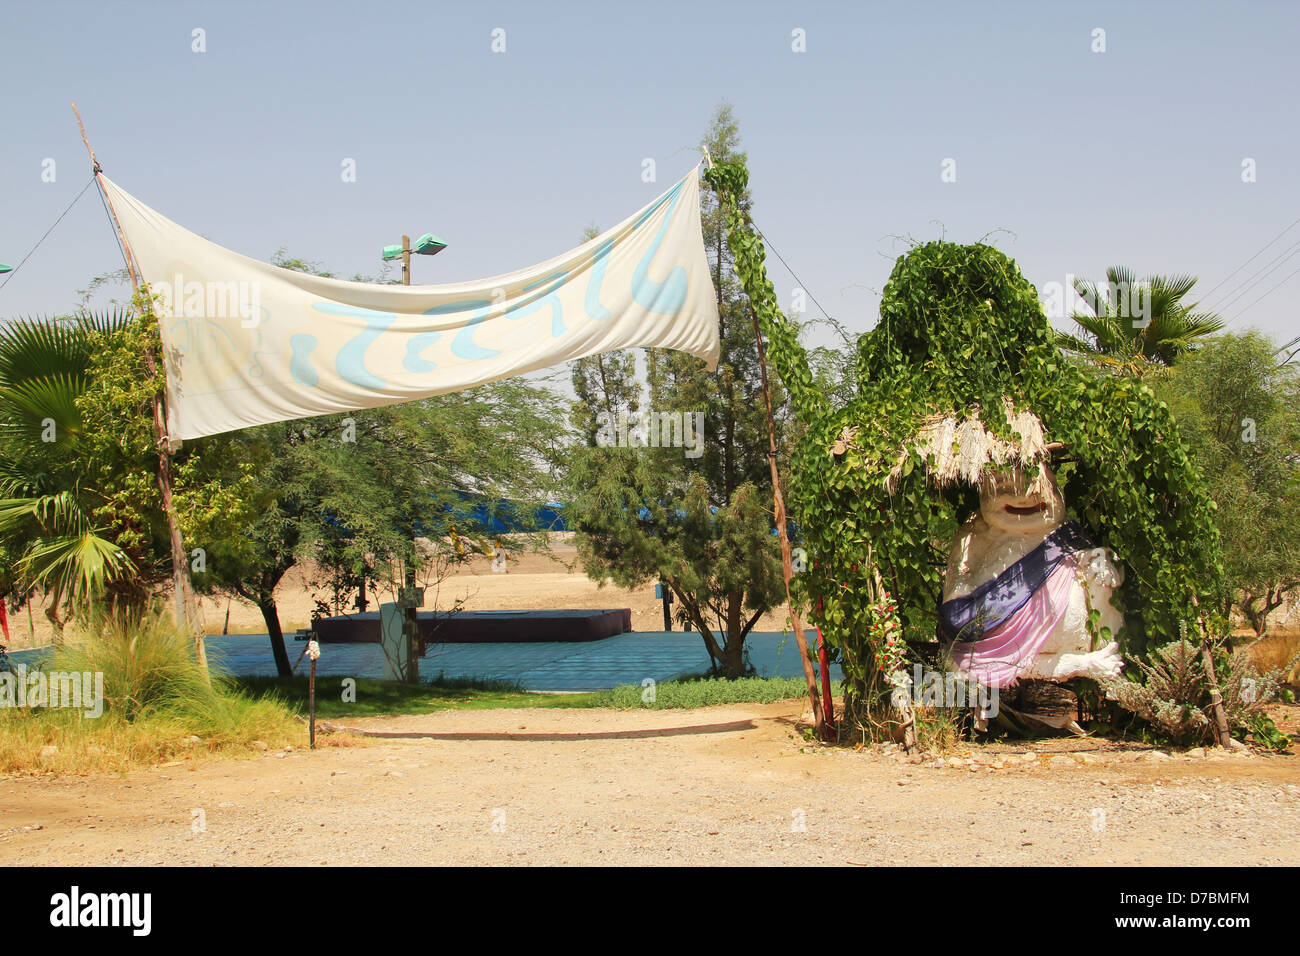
[702,151,828,737]
[72,103,207,676]
[748,305,830,738]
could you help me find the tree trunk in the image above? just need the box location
[259,597,292,678]
[44,605,65,646]
[718,633,747,678]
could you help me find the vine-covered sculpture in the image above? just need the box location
[704,161,1222,718]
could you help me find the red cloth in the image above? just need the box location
[0,597,9,643]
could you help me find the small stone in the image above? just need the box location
[1021,752,1038,763]
[38,745,58,760]
[931,759,945,769]
[1049,755,1076,769]
[1146,751,1171,761]
[1187,747,1206,758]
[251,740,269,751]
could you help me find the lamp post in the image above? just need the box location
[381,231,448,682]
[381,233,447,285]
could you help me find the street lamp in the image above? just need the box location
[379,230,448,682]
[381,232,448,285]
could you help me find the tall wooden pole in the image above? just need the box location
[72,104,207,674]
[749,306,828,738]
[702,148,828,737]
[399,234,420,682]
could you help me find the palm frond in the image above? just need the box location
[20,531,136,605]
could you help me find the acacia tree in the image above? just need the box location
[187,254,568,675]
[1155,332,1300,635]
[567,103,791,677]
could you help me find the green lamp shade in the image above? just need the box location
[412,233,447,256]
[381,244,404,262]
[0,264,12,275]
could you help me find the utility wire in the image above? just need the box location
[1199,214,1300,308]
[1231,261,1300,321]
[749,219,834,323]
[0,176,98,293]
[1211,235,1300,313]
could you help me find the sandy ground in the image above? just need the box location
[3,701,1298,866]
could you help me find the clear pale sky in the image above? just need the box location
[2,0,1298,348]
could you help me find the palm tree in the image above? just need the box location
[1057,267,1225,372]
[0,313,138,637]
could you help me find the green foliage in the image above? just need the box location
[706,159,1223,714]
[0,311,148,616]
[1153,333,1300,634]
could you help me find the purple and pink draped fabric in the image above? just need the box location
[948,555,1080,687]
[940,521,1092,688]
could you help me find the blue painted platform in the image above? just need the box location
[8,631,841,693]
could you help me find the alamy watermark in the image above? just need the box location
[1039,275,1152,328]
[595,409,705,459]
[890,664,999,717]
[150,275,262,328]
[1,665,104,718]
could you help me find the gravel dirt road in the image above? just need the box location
[3,701,1297,866]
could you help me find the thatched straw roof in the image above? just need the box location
[877,398,1052,496]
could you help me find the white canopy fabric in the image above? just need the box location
[100,170,720,441]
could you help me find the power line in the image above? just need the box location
[1199,214,1300,308]
[1230,260,1300,321]
[1212,235,1300,312]
[0,177,98,294]
[749,220,834,323]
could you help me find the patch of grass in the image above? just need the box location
[233,674,594,719]
[1,610,302,774]
[230,673,826,717]
[579,675,830,710]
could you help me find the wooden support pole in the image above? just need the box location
[702,152,828,738]
[72,104,207,675]
[748,305,828,738]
